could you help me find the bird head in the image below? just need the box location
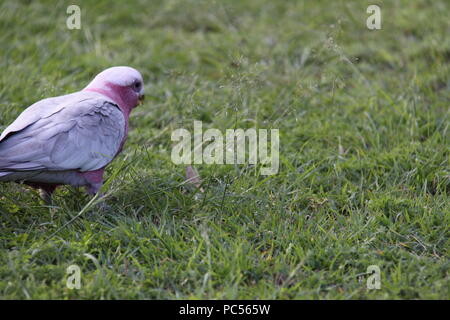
[84,66,145,114]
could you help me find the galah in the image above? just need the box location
[0,66,145,201]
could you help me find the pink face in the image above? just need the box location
[103,80,145,113]
[84,67,145,116]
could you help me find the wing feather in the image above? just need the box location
[0,93,125,172]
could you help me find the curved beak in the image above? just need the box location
[137,87,145,106]
[138,94,145,105]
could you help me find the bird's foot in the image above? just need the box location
[96,200,112,212]
[39,188,58,217]
[39,188,53,204]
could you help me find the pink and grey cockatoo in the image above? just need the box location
[0,66,144,201]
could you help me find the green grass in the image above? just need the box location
[0,0,449,299]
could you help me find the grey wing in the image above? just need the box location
[0,92,79,142]
[0,97,125,172]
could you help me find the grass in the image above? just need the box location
[0,0,449,299]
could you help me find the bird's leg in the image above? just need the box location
[80,169,104,195]
[86,182,103,196]
[86,184,110,211]
[39,188,53,204]
[38,185,58,218]
[38,185,57,204]
[80,169,109,210]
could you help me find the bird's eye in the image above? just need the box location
[133,81,141,91]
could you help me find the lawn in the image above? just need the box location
[0,0,448,299]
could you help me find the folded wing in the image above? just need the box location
[0,94,125,173]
